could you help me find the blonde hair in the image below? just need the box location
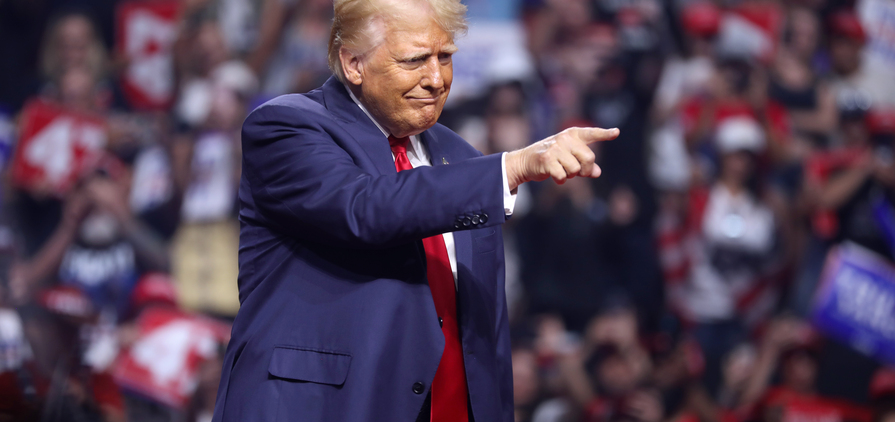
[328,0,467,84]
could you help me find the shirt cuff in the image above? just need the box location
[501,152,517,216]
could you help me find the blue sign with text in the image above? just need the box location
[812,242,895,366]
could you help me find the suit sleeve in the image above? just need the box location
[240,103,506,249]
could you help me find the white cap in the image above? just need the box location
[715,116,766,154]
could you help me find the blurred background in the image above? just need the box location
[0,0,895,421]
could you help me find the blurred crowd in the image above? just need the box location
[0,0,894,421]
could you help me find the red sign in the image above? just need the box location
[112,307,230,409]
[116,0,179,111]
[12,99,107,195]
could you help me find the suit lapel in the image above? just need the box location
[426,129,476,344]
[419,129,452,169]
[321,77,395,176]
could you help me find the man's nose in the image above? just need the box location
[420,57,444,90]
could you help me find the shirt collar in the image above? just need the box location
[345,84,389,138]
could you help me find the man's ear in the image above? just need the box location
[339,47,363,86]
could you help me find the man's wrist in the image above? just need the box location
[504,149,527,192]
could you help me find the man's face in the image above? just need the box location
[830,37,862,76]
[354,16,456,137]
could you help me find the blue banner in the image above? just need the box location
[811,242,895,366]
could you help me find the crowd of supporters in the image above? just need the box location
[0,0,894,421]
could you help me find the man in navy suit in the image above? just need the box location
[212,0,619,421]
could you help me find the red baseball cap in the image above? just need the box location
[682,2,723,38]
[131,272,178,310]
[829,11,866,43]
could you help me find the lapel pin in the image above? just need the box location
[442,157,449,165]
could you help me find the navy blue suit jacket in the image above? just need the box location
[212,77,514,422]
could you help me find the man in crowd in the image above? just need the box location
[212,0,619,421]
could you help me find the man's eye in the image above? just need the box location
[438,53,452,63]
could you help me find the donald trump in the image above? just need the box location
[212,0,619,421]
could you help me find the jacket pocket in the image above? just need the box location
[268,346,352,386]
[472,228,498,254]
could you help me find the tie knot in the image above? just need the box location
[389,135,413,172]
[388,135,410,151]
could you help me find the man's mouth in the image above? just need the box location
[408,96,439,105]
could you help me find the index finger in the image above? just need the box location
[576,127,620,144]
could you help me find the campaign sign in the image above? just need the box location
[112,307,230,408]
[11,99,107,195]
[116,0,179,111]
[812,243,895,365]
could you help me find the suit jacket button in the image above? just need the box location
[438,317,443,327]
[454,222,461,229]
[462,217,471,227]
[480,213,488,224]
[471,215,480,225]
[412,382,425,394]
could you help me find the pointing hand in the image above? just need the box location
[505,127,620,190]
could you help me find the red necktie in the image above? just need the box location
[389,135,469,422]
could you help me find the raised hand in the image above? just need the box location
[504,127,620,190]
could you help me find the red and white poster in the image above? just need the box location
[11,99,107,196]
[112,307,230,409]
[116,0,179,111]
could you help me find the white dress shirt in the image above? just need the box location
[346,87,517,285]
